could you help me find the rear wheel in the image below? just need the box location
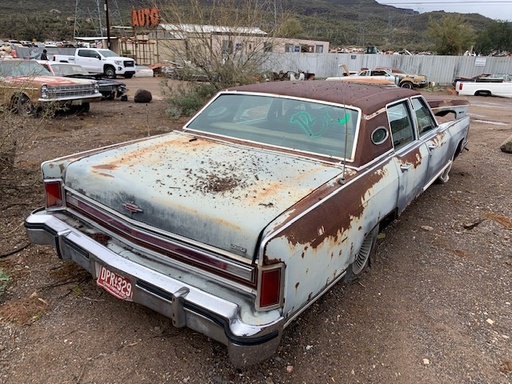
[104,66,116,79]
[343,225,379,283]
[123,73,133,79]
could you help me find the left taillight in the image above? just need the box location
[44,180,64,209]
[257,263,284,310]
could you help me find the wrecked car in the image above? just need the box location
[25,81,470,366]
[328,67,427,89]
[40,62,128,100]
[0,59,101,114]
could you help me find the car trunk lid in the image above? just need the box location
[61,132,343,259]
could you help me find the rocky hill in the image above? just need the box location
[0,0,494,51]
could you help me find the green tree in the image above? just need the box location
[278,17,303,37]
[474,20,512,55]
[427,15,474,55]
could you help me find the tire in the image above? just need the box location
[436,144,461,184]
[11,94,36,116]
[104,66,116,79]
[343,225,379,283]
[400,81,414,89]
[123,73,133,79]
[71,102,90,114]
[436,160,453,184]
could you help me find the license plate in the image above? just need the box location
[97,265,133,301]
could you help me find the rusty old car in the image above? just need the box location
[0,59,101,115]
[25,81,470,366]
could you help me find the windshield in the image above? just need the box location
[186,93,359,160]
[0,60,52,77]
[51,64,89,76]
[98,50,119,58]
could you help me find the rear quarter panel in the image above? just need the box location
[262,158,399,321]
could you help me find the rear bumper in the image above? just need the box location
[24,209,284,367]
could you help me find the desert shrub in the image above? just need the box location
[0,109,50,190]
[162,80,217,120]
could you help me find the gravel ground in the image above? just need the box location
[0,79,511,384]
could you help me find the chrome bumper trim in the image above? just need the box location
[24,209,284,367]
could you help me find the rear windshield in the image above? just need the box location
[185,93,360,160]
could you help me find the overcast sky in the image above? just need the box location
[375,1,512,21]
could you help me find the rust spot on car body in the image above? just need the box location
[275,165,387,251]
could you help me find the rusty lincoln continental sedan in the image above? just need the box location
[25,81,470,366]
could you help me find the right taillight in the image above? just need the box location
[44,180,63,209]
[258,264,284,310]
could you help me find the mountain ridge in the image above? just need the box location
[0,0,495,51]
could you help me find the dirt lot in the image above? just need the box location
[1,78,511,384]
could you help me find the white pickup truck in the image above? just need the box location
[52,48,136,79]
[455,74,512,98]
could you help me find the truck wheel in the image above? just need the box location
[343,225,379,284]
[104,66,116,79]
[400,81,414,89]
[11,94,36,116]
[123,73,133,79]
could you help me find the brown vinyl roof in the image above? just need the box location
[229,80,419,115]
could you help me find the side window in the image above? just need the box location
[387,102,415,149]
[412,97,437,135]
[77,50,89,57]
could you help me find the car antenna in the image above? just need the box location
[339,103,349,184]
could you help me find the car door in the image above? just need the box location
[387,100,430,214]
[371,70,396,83]
[77,49,100,73]
[411,96,452,187]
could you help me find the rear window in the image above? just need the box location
[185,93,360,160]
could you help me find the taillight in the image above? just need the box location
[458,82,463,91]
[258,264,284,309]
[44,180,63,208]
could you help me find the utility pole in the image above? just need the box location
[104,0,111,49]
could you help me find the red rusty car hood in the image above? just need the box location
[62,131,346,258]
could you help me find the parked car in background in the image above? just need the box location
[41,61,127,100]
[134,65,154,77]
[327,67,427,89]
[52,48,136,79]
[0,59,102,115]
[455,74,512,98]
[25,81,470,366]
[452,73,511,86]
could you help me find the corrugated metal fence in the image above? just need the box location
[14,45,512,86]
[261,53,512,86]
